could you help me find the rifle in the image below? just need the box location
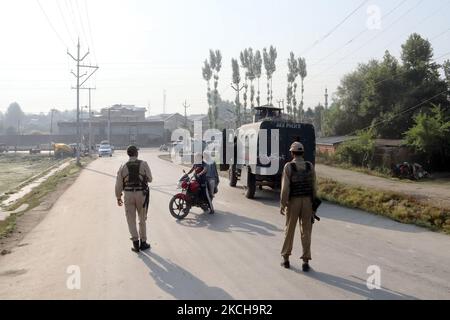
[312,198,322,223]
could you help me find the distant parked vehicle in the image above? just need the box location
[160,144,169,152]
[0,144,8,153]
[54,144,75,158]
[29,147,42,155]
[98,144,113,157]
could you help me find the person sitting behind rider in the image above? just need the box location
[203,152,219,198]
[186,153,214,213]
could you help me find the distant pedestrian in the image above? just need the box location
[280,142,317,271]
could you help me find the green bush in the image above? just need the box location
[335,130,376,167]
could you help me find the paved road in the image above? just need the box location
[0,149,449,300]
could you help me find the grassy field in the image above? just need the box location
[0,158,92,239]
[317,178,450,235]
[0,154,60,195]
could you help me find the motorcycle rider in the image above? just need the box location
[187,153,214,214]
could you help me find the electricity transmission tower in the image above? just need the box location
[67,39,99,165]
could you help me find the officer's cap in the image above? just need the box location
[127,145,139,155]
[290,142,304,153]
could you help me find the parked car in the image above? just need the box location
[29,146,42,154]
[98,144,113,157]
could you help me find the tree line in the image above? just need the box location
[202,46,308,128]
[0,103,76,135]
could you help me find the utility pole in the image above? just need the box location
[231,83,245,127]
[50,109,56,155]
[80,87,96,155]
[324,87,329,110]
[182,100,190,129]
[68,38,99,165]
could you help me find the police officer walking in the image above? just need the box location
[115,146,153,253]
[280,142,317,271]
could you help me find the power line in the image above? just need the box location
[56,0,76,46]
[347,89,449,136]
[301,0,370,56]
[382,0,450,50]
[74,0,90,52]
[66,0,81,43]
[309,0,408,69]
[36,0,68,48]
[308,0,425,82]
[84,0,98,64]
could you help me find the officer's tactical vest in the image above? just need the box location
[125,160,145,188]
[289,161,314,198]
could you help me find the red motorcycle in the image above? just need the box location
[169,171,212,220]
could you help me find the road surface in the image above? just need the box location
[0,149,449,300]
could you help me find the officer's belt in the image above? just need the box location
[124,187,145,192]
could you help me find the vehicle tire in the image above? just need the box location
[169,195,190,220]
[229,166,238,187]
[245,170,256,199]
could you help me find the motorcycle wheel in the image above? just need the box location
[169,195,190,220]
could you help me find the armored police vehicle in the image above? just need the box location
[221,105,316,199]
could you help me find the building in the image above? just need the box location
[316,136,357,154]
[147,113,193,132]
[188,114,209,130]
[100,104,146,122]
[57,104,165,147]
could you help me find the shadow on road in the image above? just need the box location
[84,167,117,179]
[139,251,233,300]
[176,210,282,236]
[253,187,425,234]
[298,268,418,300]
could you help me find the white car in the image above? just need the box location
[98,144,113,157]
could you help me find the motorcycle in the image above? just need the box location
[392,162,430,180]
[169,170,212,220]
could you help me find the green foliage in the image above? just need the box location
[404,105,450,168]
[263,46,277,105]
[326,34,449,141]
[202,50,222,128]
[335,130,376,167]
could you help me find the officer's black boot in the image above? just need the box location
[140,240,151,251]
[131,241,140,253]
[302,261,310,272]
[281,257,290,269]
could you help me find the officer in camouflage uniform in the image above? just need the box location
[115,146,153,253]
[280,142,317,271]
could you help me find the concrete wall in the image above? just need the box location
[0,133,165,149]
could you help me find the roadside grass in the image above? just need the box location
[317,178,450,235]
[0,154,60,195]
[0,158,93,239]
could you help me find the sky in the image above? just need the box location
[0,0,449,116]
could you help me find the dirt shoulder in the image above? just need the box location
[0,159,94,256]
[316,164,450,209]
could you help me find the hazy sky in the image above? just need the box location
[0,0,449,116]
